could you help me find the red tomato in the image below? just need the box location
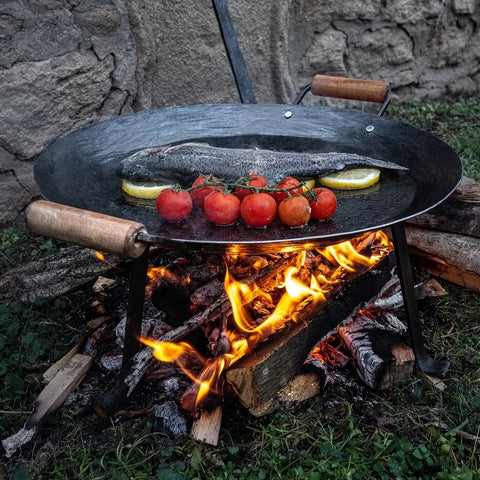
[309,187,337,220]
[278,195,311,228]
[190,175,223,208]
[240,192,277,227]
[204,191,241,226]
[235,174,268,200]
[271,177,303,205]
[156,189,192,222]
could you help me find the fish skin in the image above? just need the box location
[117,142,408,184]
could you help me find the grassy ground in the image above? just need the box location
[1,97,479,479]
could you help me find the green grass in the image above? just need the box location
[1,97,480,479]
[388,97,480,182]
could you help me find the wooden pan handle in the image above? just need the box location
[310,74,390,103]
[25,200,148,259]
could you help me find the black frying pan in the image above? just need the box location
[34,103,462,253]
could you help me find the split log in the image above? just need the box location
[225,253,395,415]
[2,354,93,457]
[94,255,295,418]
[0,245,122,303]
[248,371,323,417]
[190,407,223,446]
[406,176,480,238]
[405,227,480,293]
[338,314,415,390]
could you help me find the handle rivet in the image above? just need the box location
[284,110,293,119]
[366,125,375,132]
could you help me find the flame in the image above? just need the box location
[142,231,392,412]
[145,266,191,296]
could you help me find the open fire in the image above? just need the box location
[141,231,393,414]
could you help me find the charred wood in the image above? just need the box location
[338,314,415,390]
[94,255,294,418]
[0,246,122,304]
[225,254,395,414]
[154,401,188,439]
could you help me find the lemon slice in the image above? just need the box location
[302,179,316,192]
[319,168,381,190]
[121,179,175,199]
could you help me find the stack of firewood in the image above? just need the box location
[405,176,480,293]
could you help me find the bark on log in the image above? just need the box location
[225,254,395,414]
[0,245,122,303]
[405,176,480,238]
[405,227,480,293]
[338,315,415,390]
[94,255,295,417]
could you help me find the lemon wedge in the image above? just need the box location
[319,168,381,190]
[121,179,175,199]
[302,179,316,192]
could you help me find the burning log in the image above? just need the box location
[225,253,395,415]
[94,255,295,418]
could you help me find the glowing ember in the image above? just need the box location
[95,251,105,262]
[145,265,191,296]
[142,231,392,412]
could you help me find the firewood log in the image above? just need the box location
[0,246,122,303]
[338,314,415,390]
[405,227,480,293]
[94,255,295,417]
[225,254,395,414]
[406,176,480,238]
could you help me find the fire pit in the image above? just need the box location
[25,100,461,378]
[19,0,462,452]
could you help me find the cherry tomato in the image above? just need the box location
[190,175,223,208]
[278,195,311,228]
[204,191,241,226]
[309,187,337,220]
[156,189,192,222]
[240,192,277,227]
[271,177,303,205]
[234,174,268,201]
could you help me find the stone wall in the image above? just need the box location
[0,0,479,223]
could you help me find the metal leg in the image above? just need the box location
[122,246,150,370]
[391,223,450,378]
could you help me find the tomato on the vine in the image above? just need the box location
[190,175,223,208]
[240,192,277,227]
[278,195,311,227]
[156,189,192,222]
[204,191,241,226]
[309,187,337,220]
[234,174,268,201]
[271,177,303,205]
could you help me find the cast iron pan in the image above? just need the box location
[34,104,462,253]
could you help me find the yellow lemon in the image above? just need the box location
[302,179,316,192]
[319,168,381,190]
[121,179,175,199]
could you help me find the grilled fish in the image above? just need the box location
[117,142,408,184]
